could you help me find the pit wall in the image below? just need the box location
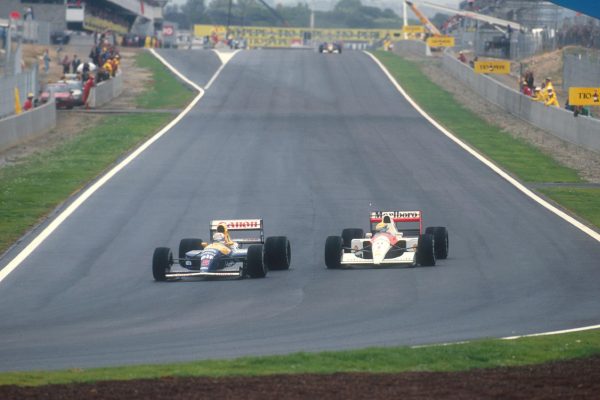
[0,99,56,153]
[88,72,123,108]
[441,52,600,154]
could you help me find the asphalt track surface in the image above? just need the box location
[0,49,599,372]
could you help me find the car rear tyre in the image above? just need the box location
[264,236,291,270]
[417,234,436,266]
[425,227,449,259]
[152,247,172,281]
[247,245,267,278]
[341,228,364,249]
[178,238,203,267]
[325,236,343,269]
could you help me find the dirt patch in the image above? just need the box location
[1,355,599,399]
[399,50,600,183]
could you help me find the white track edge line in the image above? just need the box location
[366,51,600,340]
[365,51,600,243]
[0,49,227,285]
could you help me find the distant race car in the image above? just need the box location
[152,219,291,281]
[324,211,448,268]
[319,42,342,54]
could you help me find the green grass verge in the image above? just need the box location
[1,329,599,386]
[0,114,171,252]
[135,52,195,109]
[372,51,581,184]
[540,187,600,227]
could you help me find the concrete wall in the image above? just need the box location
[442,52,600,153]
[0,99,56,153]
[392,40,430,58]
[88,72,123,108]
[0,66,38,119]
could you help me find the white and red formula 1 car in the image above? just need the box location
[324,211,448,268]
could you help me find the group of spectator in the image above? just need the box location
[89,35,121,83]
[519,73,560,107]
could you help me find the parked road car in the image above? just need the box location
[58,78,84,106]
[324,211,448,268]
[152,219,291,281]
[40,83,77,109]
[319,42,342,54]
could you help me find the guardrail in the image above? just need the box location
[0,99,56,153]
[442,52,600,154]
[0,67,39,119]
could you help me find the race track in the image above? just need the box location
[0,49,599,371]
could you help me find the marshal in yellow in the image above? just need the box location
[568,87,600,106]
[474,60,511,74]
[426,36,455,47]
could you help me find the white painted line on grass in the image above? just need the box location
[0,49,233,285]
[367,51,600,340]
[365,52,600,244]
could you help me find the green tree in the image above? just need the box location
[183,0,207,26]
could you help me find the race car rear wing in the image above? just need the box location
[209,219,264,244]
[369,211,422,236]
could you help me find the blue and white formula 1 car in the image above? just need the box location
[324,211,448,268]
[152,219,291,281]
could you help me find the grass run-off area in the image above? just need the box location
[135,51,195,109]
[1,329,599,386]
[372,50,600,229]
[0,50,193,254]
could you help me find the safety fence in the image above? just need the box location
[442,52,600,153]
[0,99,56,153]
[563,52,600,91]
[0,66,39,119]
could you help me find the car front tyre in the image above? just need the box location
[152,247,173,281]
[325,236,343,269]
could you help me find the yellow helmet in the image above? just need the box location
[375,222,389,232]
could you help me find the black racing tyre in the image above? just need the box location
[247,245,267,278]
[178,238,203,267]
[325,236,343,269]
[417,234,436,267]
[152,247,172,281]
[425,227,449,260]
[264,236,291,270]
[341,228,364,249]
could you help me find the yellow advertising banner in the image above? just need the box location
[473,60,511,74]
[194,25,404,48]
[426,36,455,47]
[568,87,600,106]
[402,25,425,33]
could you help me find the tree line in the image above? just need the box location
[165,0,405,30]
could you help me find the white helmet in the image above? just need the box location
[213,232,225,242]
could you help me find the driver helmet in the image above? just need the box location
[213,232,225,243]
[375,222,389,233]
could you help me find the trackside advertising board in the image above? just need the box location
[426,36,454,47]
[568,87,600,106]
[474,60,511,74]
[402,25,425,33]
[194,25,403,48]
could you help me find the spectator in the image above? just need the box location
[545,88,559,107]
[525,70,534,90]
[102,59,113,78]
[71,54,81,73]
[43,49,51,73]
[23,93,34,111]
[61,54,70,74]
[532,87,545,102]
[82,74,95,109]
[458,51,467,63]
